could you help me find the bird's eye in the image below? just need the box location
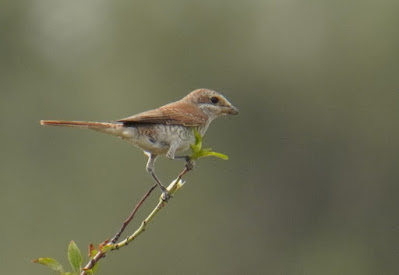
[211,97,219,104]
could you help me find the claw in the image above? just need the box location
[161,189,172,201]
[184,156,195,171]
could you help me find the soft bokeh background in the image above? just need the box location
[2,1,399,274]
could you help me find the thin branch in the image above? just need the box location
[110,184,157,244]
[80,166,189,275]
[34,130,227,275]
[110,176,185,251]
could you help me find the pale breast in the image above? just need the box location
[122,124,195,156]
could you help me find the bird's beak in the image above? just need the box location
[225,105,239,115]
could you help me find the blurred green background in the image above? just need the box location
[2,0,399,274]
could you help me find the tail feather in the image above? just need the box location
[40,120,117,128]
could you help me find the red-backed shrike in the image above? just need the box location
[41,88,239,200]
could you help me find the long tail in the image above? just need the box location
[40,120,129,138]
[40,120,117,128]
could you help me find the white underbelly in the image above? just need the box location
[117,125,195,156]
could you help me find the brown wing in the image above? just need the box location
[117,102,208,126]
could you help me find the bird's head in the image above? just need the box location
[183,88,239,120]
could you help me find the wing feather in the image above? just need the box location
[117,102,207,126]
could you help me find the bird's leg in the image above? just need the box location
[166,142,194,171]
[145,153,170,201]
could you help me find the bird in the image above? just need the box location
[40,88,239,200]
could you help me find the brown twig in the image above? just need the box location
[110,184,157,244]
[177,166,190,181]
[80,165,191,275]
[81,251,104,275]
[80,184,157,275]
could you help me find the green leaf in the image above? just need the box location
[190,129,229,160]
[194,129,202,147]
[68,241,83,274]
[91,261,99,274]
[190,129,202,153]
[32,257,65,273]
[84,261,99,274]
[201,151,229,160]
[88,244,98,258]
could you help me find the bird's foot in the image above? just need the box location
[184,156,195,171]
[160,187,172,202]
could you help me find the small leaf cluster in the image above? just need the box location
[32,241,97,275]
[190,129,229,160]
